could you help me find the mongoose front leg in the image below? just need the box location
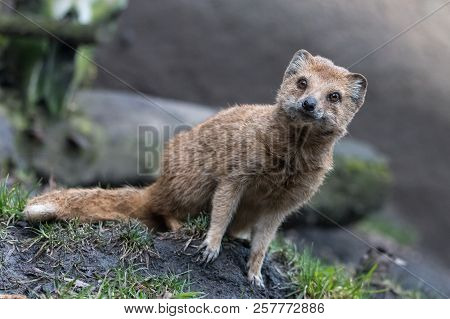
[247,212,286,287]
[199,180,243,264]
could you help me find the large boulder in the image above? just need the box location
[11,90,391,224]
[14,89,214,186]
[14,89,391,196]
[93,0,450,267]
[300,139,391,226]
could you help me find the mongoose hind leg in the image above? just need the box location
[227,207,258,241]
[227,228,251,241]
[164,215,183,232]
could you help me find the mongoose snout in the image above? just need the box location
[302,96,318,112]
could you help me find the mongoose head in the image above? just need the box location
[276,49,367,136]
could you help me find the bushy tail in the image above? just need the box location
[24,187,155,226]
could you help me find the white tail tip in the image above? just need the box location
[23,203,58,221]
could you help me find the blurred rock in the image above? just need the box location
[284,226,450,298]
[12,90,391,223]
[93,0,450,267]
[15,89,214,186]
[0,111,15,166]
[289,139,392,226]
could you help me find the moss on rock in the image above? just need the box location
[293,139,392,226]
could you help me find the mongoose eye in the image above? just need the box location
[296,78,308,90]
[328,92,341,103]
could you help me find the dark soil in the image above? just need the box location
[0,221,288,299]
[153,236,288,299]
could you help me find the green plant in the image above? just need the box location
[118,220,154,261]
[51,267,202,299]
[357,215,417,245]
[180,213,210,239]
[305,155,392,225]
[271,239,376,299]
[0,0,127,120]
[0,176,30,223]
[42,0,128,25]
[30,219,98,252]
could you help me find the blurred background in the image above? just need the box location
[0,0,449,295]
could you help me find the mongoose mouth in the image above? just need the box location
[299,108,324,121]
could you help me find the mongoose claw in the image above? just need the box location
[201,247,220,264]
[248,272,265,289]
[195,240,220,265]
[194,240,208,253]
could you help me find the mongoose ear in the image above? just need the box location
[347,73,368,108]
[284,49,313,79]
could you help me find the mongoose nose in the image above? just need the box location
[302,96,317,112]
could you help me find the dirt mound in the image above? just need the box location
[0,220,287,299]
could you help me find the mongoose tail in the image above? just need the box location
[23,186,180,231]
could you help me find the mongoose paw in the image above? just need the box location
[248,272,265,289]
[196,240,220,264]
[23,202,58,222]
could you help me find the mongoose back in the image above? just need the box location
[24,49,367,287]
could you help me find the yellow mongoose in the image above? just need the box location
[24,50,367,287]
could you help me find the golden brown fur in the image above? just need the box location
[24,50,367,287]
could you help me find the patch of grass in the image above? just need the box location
[271,239,376,299]
[28,219,156,264]
[372,279,424,299]
[0,252,4,273]
[0,219,14,273]
[30,220,101,253]
[51,267,202,299]
[117,220,154,261]
[27,220,196,299]
[180,213,209,239]
[0,220,10,240]
[0,176,30,223]
[357,215,417,245]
